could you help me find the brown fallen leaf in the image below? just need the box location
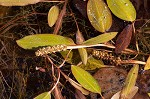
[75,89,86,99]
[115,24,133,53]
[137,70,150,93]
[133,91,150,99]
[91,67,127,99]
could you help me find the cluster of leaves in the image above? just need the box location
[1,0,150,99]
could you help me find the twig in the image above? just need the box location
[53,0,68,34]
[58,49,72,68]
[49,69,61,93]
[120,60,146,65]
[0,12,46,32]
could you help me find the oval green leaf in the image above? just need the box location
[0,0,40,6]
[48,6,59,27]
[87,0,112,32]
[16,34,75,49]
[79,56,104,70]
[121,64,139,99]
[34,92,51,99]
[71,65,101,94]
[78,48,88,65]
[83,32,117,45]
[106,0,136,21]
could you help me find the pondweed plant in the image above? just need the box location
[1,0,150,98]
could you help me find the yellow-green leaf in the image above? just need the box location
[87,0,112,32]
[111,86,138,99]
[78,48,88,65]
[121,64,139,99]
[16,34,75,49]
[144,56,150,70]
[48,6,59,27]
[79,56,104,70]
[83,32,117,45]
[106,0,136,21]
[71,65,101,94]
[34,92,51,99]
[0,0,41,6]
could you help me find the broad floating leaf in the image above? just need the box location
[48,6,59,27]
[79,57,104,70]
[16,34,75,49]
[78,48,88,65]
[0,0,41,6]
[83,32,117,45]
[111,86,138,99]
[34,92,51,99]
[71,65,101,94]
[120,64,139,99]
[106,0,136,21]
[115,24,133,53]
[144,56,150,70]
[87,0,112,32]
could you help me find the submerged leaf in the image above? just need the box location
[48,6,59,27]
[79,57,104,70]
[83,32,117,45]
[71,65,101,94]
[106,0,136,21]
[144,56,150,70]
[120,64,139,99]
[115,24,133,53]
[34,92,51,99]
[0,0,41,6]
[87,0,112,32]
[16,34,75,49]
